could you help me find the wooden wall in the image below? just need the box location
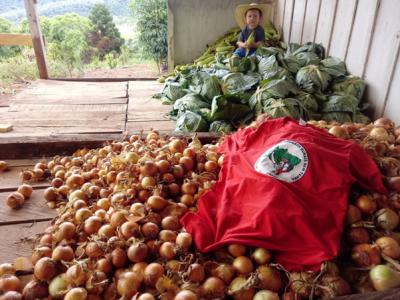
[273,0,400,122]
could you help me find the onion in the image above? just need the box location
[65,264,87,286]
[128,243,149,263]
[66,174,85,189]
[0,263,15,276]
[0,291,22,300]
[141,222,160,239]
[110,211,127,228]
[137,293,156,300]
[387,177,400,192]
[156,160,170,174]
[54,222,76,241]
[140,161,158,176]
[355,195,377,215]
[204,161,218,172]
[159,230,177,243]
[120,221,140,239]
[176,232,192,250]
[318,275,351,298]
[34,257,57,281]
[49,274,68,298]
[159,242,176,260]
[253,290,280,300]
[180,157,194,171]
[43,187,59,202]
[232,256,253,275]
[117,272,141,298]
[52,245,74,262]
[181,182,197,195]
[369,127,389,141]
[351,243,381,267]
[187,263,205,283]
[328,126,349,139]
[346,228,371,245]
[200,277,226,299]
[84,216,102,235]
[370,264,400,291]
[147,195,168,211]
[0,161,8,172]
[17,184,33,200]
[169,139,185,153]
[257,266,283,292]
[376,236,400,259]
[0,275,21,292]
[85,242,104,258]
[161,216,181,231]
[96,258,113,274]
[227,244,246,257]
[111,248,128,268]
[375,208,399,231]
[6,192,25,209]
[64,288,88,300]
[374,117,394,130]
[98,224,116,238]
[144,263,164,287]
[346,204,362,224]
[228,276,255,300]
[22,280,48,300]
[174,290,198,300]
[85,271,107,295]
[211,263,235,285]
[252,248,272,265]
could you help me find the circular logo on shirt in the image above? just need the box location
[254,140,308,183]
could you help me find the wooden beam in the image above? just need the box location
[24,0,48,79]
[0,33,33,47]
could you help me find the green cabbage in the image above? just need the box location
[175,111,209,132]
[321,112,352,123]
[189,72,221,101]
[172,93,210,117]
[296,65,331,93]
[210,95,252,122]
[321,57,347,77]
[260,77,298,98]
[321,94,358,114]
[162,81,187,102]
[263,98,302,119]
[209,121,233,133]
[292,42,326,59]
[221,73,259,94]
[331,76,366,101]
[258,55,279,74]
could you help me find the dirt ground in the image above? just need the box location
[0,64,162,106]
[83,64,161,79]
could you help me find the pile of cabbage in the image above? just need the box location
[156,40,369,133]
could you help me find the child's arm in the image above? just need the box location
[237,41,247,48]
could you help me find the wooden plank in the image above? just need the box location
[301,0,321,43]
[290,0,307,44]
[331,288,400,300]
[273,0,286,31]
[0,221,51,264]
[8,103,126,112]
[0,188,56,225]
[127,120,176,132]
[282,0,295,42]
[381,43,400,123]
[0,166,50,191]
[24,0,48,79]
[5,158,52,167]
[363,0,400,118]
[345,0,380,76]
[0,33,33,46]
[328,0,358,58]
[1,111,125,121]
[314,0,338,51]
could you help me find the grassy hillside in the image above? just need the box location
[0,0,130,23]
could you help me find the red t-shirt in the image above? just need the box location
[181,117,387,271]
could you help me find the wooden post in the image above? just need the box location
[24,0,48,79]
[167,0,175,72]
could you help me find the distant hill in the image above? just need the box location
[0,0,131,23]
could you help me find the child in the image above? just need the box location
[233,3,270,57]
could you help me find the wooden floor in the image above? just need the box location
[0,80,175,158]
[0,158,55,264]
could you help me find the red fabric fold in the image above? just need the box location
[181,118,387,271]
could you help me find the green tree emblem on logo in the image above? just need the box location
[268,147,301,175]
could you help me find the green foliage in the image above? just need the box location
[129,0,167,72]
[88,3,123,58]
[0,17,22,58]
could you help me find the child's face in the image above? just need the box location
[245,9,261,29]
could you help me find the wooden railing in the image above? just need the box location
[0,0,48,79]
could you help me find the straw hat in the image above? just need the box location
[235,2,271,28]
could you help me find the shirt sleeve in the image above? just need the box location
[238,30,245,42]
[255,26,265,42]
[348,143,388,195]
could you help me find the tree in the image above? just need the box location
[88,3,123,59]
[129,0,168,72]
[0,17,21,59]
[46,14,94,75]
